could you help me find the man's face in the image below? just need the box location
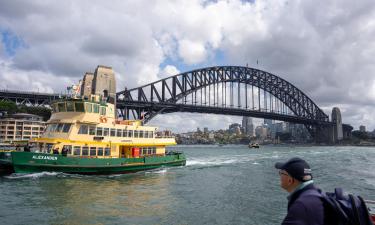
[278,170,294,191]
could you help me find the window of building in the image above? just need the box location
[116,129,122,137]
[96,127,103,136]
[98,147,104,156]
[89,126,96,135]
[104,147,111,156]
[62,124,71,133]
[73,146,81,156]
[90,147,96,156]
[78,125,89,134]
[110,129,116,137]
[82,146,89,156]
[75,102,85,112]
[57,102,66,112]
[103,128,109,136]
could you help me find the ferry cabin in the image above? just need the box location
[30,97,176,159]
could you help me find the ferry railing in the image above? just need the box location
[366,200,375,223]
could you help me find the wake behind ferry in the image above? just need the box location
[10,65,186,174]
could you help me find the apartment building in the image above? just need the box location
[0,113,46,141]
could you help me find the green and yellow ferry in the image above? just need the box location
[11,95,185,174]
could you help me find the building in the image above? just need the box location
[242,116,254,136]
[331,107,343,142]
[0,113,46,142]
[255,126,268,139]
[359,125,366,132]
[91,65,116,104]
[229,123,241,135]
[203,127,209,133]
[80,72,94,97]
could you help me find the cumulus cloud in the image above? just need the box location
[0,0,375,131]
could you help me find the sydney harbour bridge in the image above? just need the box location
[0,66,346,143]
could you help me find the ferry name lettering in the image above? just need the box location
[32,155,58,160]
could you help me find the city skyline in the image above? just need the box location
[1,0,375,132]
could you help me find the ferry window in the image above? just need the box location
[85,103,92,113]
[104,147,110,156]
[152,147,156,154]
[57,102,66,112]
[82,146,89,156]
[116,129,122,137]
[53,104,59,113]
[103,128,109,136]
[89,126,96,135]
[73,146,81,156]
[98,147,104,156]
[66,102,75,112]
[148,147,152,155]
[128,130,133,137]
[110,128,116,137]
[46,143,54,153]
[93,104,99,113]
[75,102,85,112]
[139,131,144,138]
[78,125,88,134]
[63,145,72,155]
[142,148,147,155]
[90,147,96,156]
[134,130,139,138]
[57,123,64,132]
[150,131,153,138]
[100,107,106,115]
[122,129,127,137]
[62,124,71,133]
[96,127,103,136]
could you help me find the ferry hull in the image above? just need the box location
[0,152,14,174]
[11,152,186,174]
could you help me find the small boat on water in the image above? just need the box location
[248,143,260,148]
[10,66,186,174]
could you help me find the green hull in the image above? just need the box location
[0,152,14,174]
[11,152,186,174]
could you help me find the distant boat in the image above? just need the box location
[248,143,260,148]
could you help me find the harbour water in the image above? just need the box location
[1,145,374,225]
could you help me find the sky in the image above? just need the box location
[0,0,375,132]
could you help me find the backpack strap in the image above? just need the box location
[349,194,362,225]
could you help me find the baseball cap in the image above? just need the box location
[275,157,312,182]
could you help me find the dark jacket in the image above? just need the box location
[282,184,325,225]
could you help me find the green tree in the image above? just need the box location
[0,101,18,114]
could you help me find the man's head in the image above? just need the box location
[275,157,313,192]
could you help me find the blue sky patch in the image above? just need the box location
[1,29,27,57]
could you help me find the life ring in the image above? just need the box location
[100,117,108,123]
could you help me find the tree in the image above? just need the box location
[0,101,18,114]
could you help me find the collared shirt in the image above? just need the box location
[287,180,314,200]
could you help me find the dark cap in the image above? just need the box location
[275,157,312,182]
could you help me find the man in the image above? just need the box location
[275,157,325,225]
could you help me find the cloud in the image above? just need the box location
[0,0,375,131]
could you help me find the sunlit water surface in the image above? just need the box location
[1,145,374,225]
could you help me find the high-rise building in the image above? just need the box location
[242,116,254,136]
[203,127,209,133]
[331,107,343,142]
[359,125,366,132]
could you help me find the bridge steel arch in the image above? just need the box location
[116,66,330,130]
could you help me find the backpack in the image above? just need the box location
[307,188,374,225]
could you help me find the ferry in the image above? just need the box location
[248,143,260,148]
[10,66,186,174]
